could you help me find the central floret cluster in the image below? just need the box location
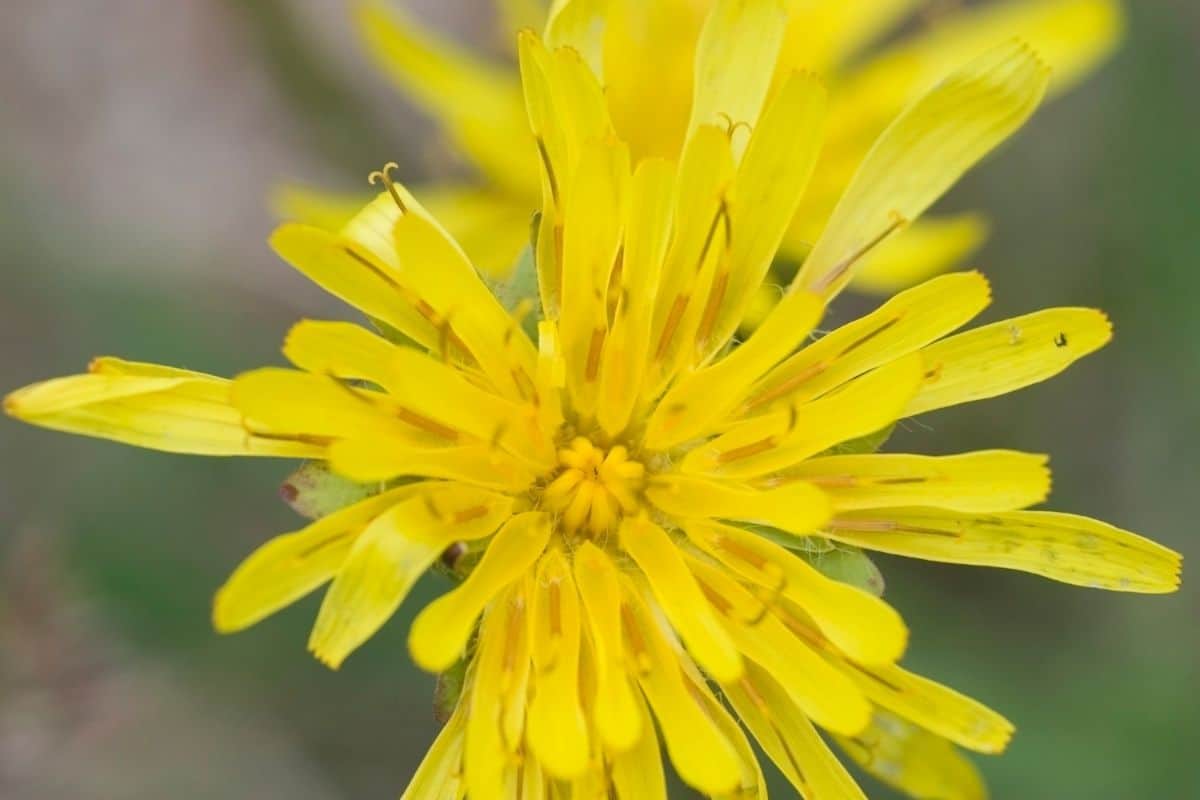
[542,437,646,535]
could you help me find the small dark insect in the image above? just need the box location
[1054,332,1069,348]
[440,541,467,569]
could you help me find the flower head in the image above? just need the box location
[284,0,1124,291]
[4,8,1177,800]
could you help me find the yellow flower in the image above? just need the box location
[281,0,1123,292]
[6,14,1179,799]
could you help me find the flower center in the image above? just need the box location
[542,437,645,536]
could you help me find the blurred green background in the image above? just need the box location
[1,1,1196,798]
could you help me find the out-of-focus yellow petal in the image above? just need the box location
[356,1,537,195]
[307,487,512,668]
[688,354,924,479]
[4,360,320,458]
[683,519,907,666]
[694,73,827,362]
[573,542,642,752]
[646,290,824,450]
[646,475,831,536]
[619,576,742,795]
[603,0,704,161]
[724,660,868,799]
[272,184,366,232]
[803,1,1121,264]
[836,711,988,800]
[400,694,467,800]
[417,185,534,277]
[213,485,419,633]
[597,158,676,437]
[688,0,788,161]
[621,516,743,683]
[848,0,1123,106]
[782,0,919,72]
[687,555,872,736]
[497,0,545,38]
[828,508,1182,593]
[907,307,1112,415]
[527,549,591,779]
[782,450,1051,512]
[793,42,1049,299]
[744,271,991,416]
[850,214,989,293]
[409,512,550,672]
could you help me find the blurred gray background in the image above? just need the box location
[1,1,1197,797]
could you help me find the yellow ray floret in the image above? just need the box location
[409,511,551,672]
[645,289,825,449]
[400,696,468,800]
[908,307,1113,415]
[607,689,667,800]
[646,474,832,536]
[213,485,423,633]
[781,450,1052,512]
[828,508,1182,592]
[686,554,872,737]
[724,659,869,800]
[596,157,677,436]
[308,486,513,668]
[620,516,743,683]
[742,270,992,416]
[682,519,907,666]
[678,657,766,797]
[686,353,925,478]
[270,220,442,354]
[4,358,321,458]
[619,574,743,795]
[464,584,525,800]
[573,542,643,752]
[526,549,590,779]
[692,71,827,362]
[766,598,1015,754]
